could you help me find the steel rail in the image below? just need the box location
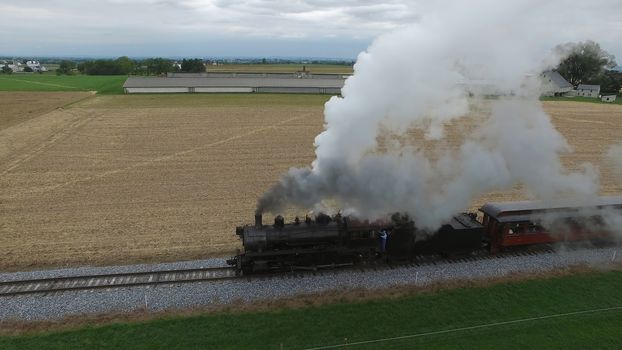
[0,266,238,297]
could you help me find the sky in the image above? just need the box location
[1,0,622,60]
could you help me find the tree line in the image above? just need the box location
[56,57,206,75]
[554,40,621,94]
[41,42,622,95]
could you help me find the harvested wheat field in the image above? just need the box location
[0,92,93,131]
[1,94,621,271]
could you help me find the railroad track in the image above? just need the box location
[0,245,565,297]
[0,266,238,297]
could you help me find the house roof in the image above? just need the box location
[577,84,600,91]
[542,71,572,89]
[479,196,622,220]
[123,76,346,89]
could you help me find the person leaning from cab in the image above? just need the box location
[379,229,388,253]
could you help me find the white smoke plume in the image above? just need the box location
[528,202,622,242]
[258,0,607,229]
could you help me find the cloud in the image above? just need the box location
[0,0,621,58]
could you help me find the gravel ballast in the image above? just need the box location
[0,247,619,322]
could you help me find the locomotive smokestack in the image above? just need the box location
[255,213,262,228]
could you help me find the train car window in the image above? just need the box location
[527,223,544,233]
[506,224,516,235]
[506,223,527,235]
[589,215,605,229]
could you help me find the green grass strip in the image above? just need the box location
[0,75,126,94]
[541,95,622,105]
[1,270,622,349]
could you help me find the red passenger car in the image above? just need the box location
[479,196,622,253]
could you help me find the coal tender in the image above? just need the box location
[228,212,484,274]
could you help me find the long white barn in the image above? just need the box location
[123,75,346,94]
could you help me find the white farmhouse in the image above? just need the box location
[576,84,600,98]
[5,60,22,72]
[26,60,47,72]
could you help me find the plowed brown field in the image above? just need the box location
[1,93,621,271]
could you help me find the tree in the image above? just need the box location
[555,40,617,87]
[144,58,174,75]
[180,58,205,73]
[57,60,76,75]
[1,65,12,74]
[115,56,135,75]
[599,70,622,94]
[23,66,33,72]
[78,58,132,75]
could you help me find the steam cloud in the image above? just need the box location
[258,1,610,229]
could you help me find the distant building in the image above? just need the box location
[576,84,600,98]
[25,60,47,72]
[540,71,573,96]
[601,95,617,103]
[123,75,345,94]
[5,60,22,72]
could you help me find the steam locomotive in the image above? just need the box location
[227,196,622,274]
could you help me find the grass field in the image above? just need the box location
[2,269,621,349]
[206,63,353,74]
[1,93,621,270]
[0,74,126,94]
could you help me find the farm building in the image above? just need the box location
[540,71,573,96]
[26,60,47,72]
[166,72,350,79]
[576,84,600,98]
[123,75,346,94]
[601,95,617,103]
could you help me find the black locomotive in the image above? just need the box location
[227,212,484,274]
